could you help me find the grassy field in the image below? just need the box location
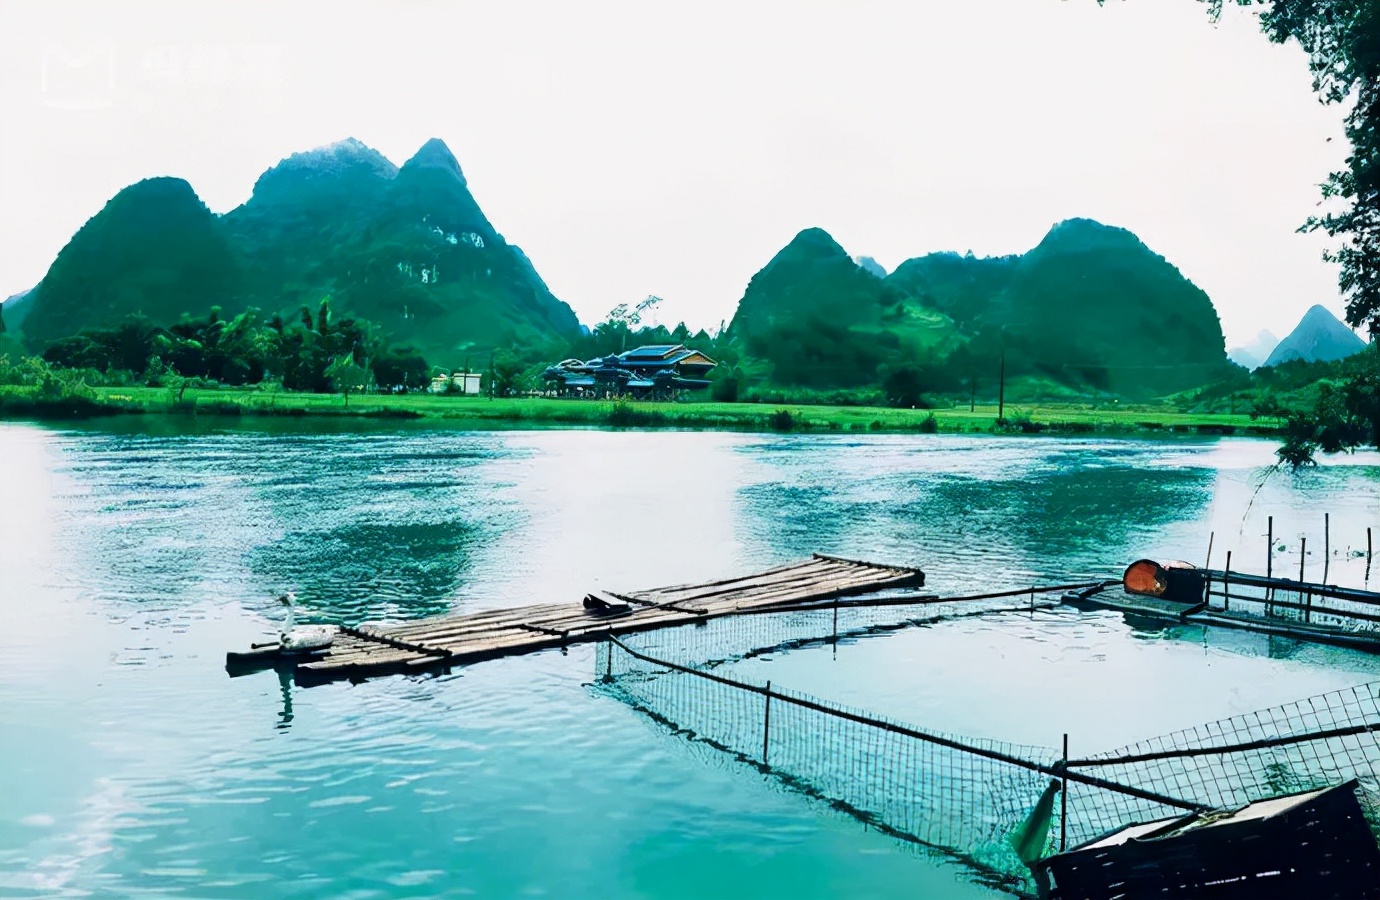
[0,383,1276,436]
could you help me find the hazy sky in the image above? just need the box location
[0,0,1357,344]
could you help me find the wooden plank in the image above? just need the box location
[687,570,921,612]
[684,563,918,604]
[638,558,858,604]
[812,552,924,575]
[629,557,828,596]
[631,557,850,603]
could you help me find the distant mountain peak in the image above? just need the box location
[402,138,466,183]
[1031,218,1142,256]
[257,138,397,178]
[784,227,846,255]
[1263,305,1366,367]
[1227,328,1280,371]
[1301,303,1339,324]
[855,255,887,278]
[245,138,398,209]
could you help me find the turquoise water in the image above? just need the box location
[3,420,1380,898]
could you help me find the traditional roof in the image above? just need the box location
[616,345,717,369]
[620,344,684,362]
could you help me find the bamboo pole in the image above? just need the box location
[1324,513,1331,585]
[1267,516,1273,581]
[1224,551,1232,612]
[1060,733,1069,852]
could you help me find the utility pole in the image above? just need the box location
[998,350,1006,421]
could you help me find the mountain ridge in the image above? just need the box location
[729,218,1232,397]
[23,138,578,363]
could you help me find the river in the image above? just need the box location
[3,420,1379,898]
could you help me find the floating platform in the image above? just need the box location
[1064,572,1380,654]
[228,554,929,685]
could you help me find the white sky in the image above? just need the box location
[0,0,1355,344]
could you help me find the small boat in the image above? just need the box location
[1041,781,1380,899]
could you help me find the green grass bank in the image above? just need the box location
[0,384,1278,437]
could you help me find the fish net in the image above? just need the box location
[596,595,1380,892]
[1072,681,1380,819]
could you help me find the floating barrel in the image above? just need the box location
[1123,559,1206,604]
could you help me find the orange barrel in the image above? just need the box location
[1123,559,1205,604]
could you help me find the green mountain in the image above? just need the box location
[24,138,580,364]
[1262,304,1367,367]
[885,251,1019,329]
[727,228,960,387]
[23,178,241,350]
[983,219,1230,395]
[730,218,1231,397]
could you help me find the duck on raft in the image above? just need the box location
[277,592,335,651]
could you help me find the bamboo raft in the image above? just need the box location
[227,554,929,685]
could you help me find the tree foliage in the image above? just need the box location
[1254,346,1380,466]
[37,299,429,395]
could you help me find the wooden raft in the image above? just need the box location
[231,555,926,685]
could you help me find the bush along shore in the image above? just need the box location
[0,382,1280,437]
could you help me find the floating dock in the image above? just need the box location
[228,554,928,685]
[1065,560,1380,654]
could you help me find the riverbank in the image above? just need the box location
[0,384,1275,436]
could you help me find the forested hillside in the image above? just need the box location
[21,138,580,365]
[727,218,1233,399]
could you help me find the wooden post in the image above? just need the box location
[1300,536,1307,583]
[832,595,839,642]
[970,376,976,413]
[1368,527,1374,585]
[762,681,773,765]
[1323,513,1331,585]
[1266,516,1273,581]
[1266,516,1275,610]
[1205,531,1215,569]
[1224,551,1232,612]
[604,641,613,680]
[1060,733,1069,852]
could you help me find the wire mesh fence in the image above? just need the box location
[1071,681,1380,820]
[1204,568,1380,634]
[596,594,1380,892]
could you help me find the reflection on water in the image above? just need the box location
[1,419,1379,898]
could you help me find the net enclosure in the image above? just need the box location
[595,587,1380,893]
